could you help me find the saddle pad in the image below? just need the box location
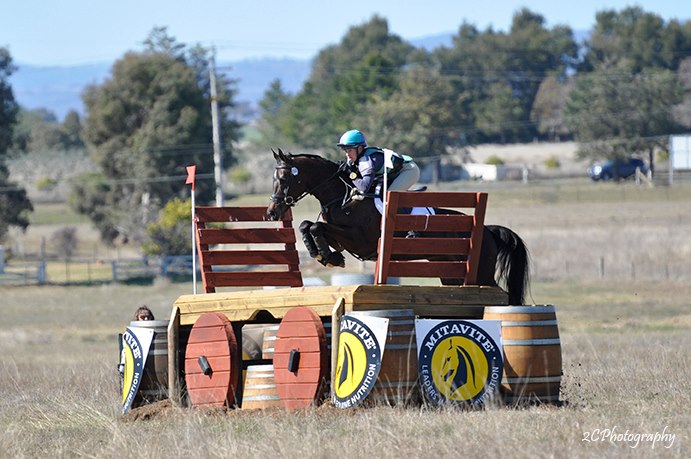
[374,197,436,216]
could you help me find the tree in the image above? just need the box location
[565,61,684,173]
[0,47,33,241]
[254,79,293,148]
[531,76,575,140]
[11,108,85,152]
[275,16,415,152]
[582,7,691,72]
[673,57,691,128]
[78,28,240,245]
[433,9,578,144]
[353,66,460,158]
[61,110,85,149]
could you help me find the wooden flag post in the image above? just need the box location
[186,165,197,294]
[376,150,395,284]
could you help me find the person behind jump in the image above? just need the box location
[119,305,155,387]
[133,305,154,321]
[337,129,420,203]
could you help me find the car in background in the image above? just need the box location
[587,157,648,181]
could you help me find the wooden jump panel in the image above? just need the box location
[195,206,303,293]
[375,191,487,285]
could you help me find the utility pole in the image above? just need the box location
[209,54,224,206]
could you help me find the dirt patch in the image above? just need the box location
[120,399,175,422]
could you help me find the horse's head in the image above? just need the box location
[267,148,347,221]
[267,148,309,221]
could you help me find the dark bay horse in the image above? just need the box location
[266,149,530,305]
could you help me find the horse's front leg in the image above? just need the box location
[309,222,345,268]
[299,220,320,260]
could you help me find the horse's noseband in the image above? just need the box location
[270,193,295,206]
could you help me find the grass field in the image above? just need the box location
[0,279,687,457]
[1,178,689,457]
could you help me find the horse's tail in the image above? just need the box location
[486,225,530,305]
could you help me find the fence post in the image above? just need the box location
[599,256,605,279]
[161,256,169,277]
[0,245,4,274]
[37,261,47,285]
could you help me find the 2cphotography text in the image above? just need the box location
[582,426,676,449]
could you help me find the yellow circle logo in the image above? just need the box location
[334,332,369,398]
[431,336,489,401]
[333,316,383,408]
[418,320,503,405]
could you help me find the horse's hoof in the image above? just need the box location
[326,253,345,268]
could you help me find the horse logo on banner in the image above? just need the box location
[416,319,503,405]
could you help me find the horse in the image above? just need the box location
[266,149,530,305]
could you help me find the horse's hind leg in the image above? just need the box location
[309,222,345,268]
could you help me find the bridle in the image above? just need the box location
[270,163,345,209]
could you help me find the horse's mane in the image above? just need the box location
[283,152,338,167]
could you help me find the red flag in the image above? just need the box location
[185,165,196,190]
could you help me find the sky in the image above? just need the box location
[1,0,688,67]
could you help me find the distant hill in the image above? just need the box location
[7,32,469,121]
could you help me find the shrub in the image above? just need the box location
[544,155,561,169]
[485,155,505,165]
[142,198,191,256]
[228,166,253,185]
[51,226,78,260]
[36,177,58,191]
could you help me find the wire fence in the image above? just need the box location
[0,256,195,286]
[1,251,688,287]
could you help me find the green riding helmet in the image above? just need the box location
[337,129,367,148]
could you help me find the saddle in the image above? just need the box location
[342,185,433,217]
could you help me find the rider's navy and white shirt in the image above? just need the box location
[349,147,386,193]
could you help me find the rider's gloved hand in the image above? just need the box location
[349,188,365,201]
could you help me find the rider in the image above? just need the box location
[337,129,420,201]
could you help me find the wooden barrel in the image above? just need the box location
[261,325,280,360]
[241,364,282,410]
[350,309,420,406]
[483,305,562,404]
[242,324,265,360]
[128,320,169,406]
